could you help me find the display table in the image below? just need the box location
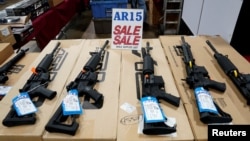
[13,0,82,50]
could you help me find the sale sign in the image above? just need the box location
[111,8,144,50]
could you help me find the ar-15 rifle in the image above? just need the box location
[175,36,232,124]
[0,48,29,84]
[2,42,60,127]
[45,40,109,135]
[136,42,180,135]
[206,40,250,105]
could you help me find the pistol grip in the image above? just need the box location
[159,93,181,107]
[32,86,57,100]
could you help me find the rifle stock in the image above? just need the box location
[45,106,79,135]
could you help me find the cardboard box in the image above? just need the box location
[5,0,29,16]
[0,43,14,65]
[0,15,30,26]
[116,39,194,141]
[0,25,13,42]
[11,24,34,42]
[43,39,121,141]
[0,52,39,100]
[0,39,85,141]
[0,34,16,45]
[159,35,248,141]
[5,0,49,17]
[48,0,64,7]
[0,25,16,45]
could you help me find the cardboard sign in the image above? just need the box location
[111,8,143,50]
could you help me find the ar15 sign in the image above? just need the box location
[111,8,143,50]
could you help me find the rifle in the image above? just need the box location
[45,40,109,135]
[136,42,180,135]
[2,42,60,127]
[175,36,232,124]
[206,40,250,105]
[0,48,29,84]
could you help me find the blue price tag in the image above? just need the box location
[140,96,166,123]
[12,92,37,116]
[194,87,218,114]
[62,89,83,115]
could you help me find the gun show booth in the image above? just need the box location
[1,35,250,141]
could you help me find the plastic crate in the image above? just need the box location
[90,0,128,18]
[93,18,112,34]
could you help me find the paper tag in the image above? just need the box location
[141,96,165,123]
[62,89,83,115]
[0,86,12,96]
[194,87,218,114]
[120,102,136,113]
[12,92,37,116]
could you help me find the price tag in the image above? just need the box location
[0,86,12,96]
[62,89,83,115]
[141,96,165,123]
[194,87,218,114]
[12,92,37,116]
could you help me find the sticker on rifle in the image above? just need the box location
[62,89,83,115]
[12,92,37,116]
[141,96,165,123]
[194,87,218,114]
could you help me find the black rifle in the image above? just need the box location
[0,48,29,84]
[45,40,109,135]
[206,40,250,105]
[2,42,60,127]
[175,36,232,124]
[136,42,180,135]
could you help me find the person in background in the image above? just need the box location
[131,0,149,30]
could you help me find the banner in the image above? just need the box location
[111,8,143,50]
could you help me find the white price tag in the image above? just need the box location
[120,102,136,113]
[0,86,12,96]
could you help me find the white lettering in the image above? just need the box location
[212,129,247,136]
